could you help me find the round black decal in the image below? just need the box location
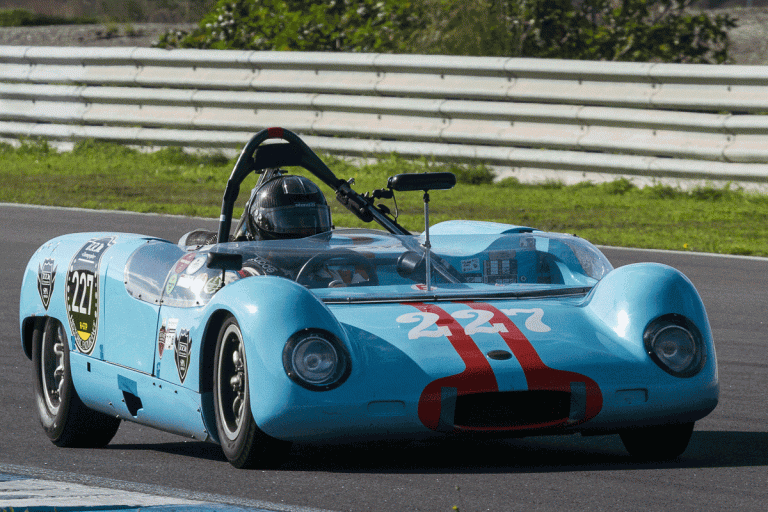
[66,236,115,355]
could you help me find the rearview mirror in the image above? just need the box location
[206,251,243,271]
[387,172,456,192]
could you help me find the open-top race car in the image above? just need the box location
[20,128,718,468]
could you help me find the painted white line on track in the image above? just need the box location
[0,463,336,512]
[598,244,768,262]
[0,201,218,222]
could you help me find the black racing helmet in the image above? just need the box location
[244,174,332,240]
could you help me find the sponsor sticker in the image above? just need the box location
[204,271,240,295]
[66,236,115,355]
[174,252,196,274]
[175,328,192,383]
[37,258,57,309]
[165,273,179,295]
[158,319,166,357]
[163,318,179,356]
[520,236,536,250]
[238,267,259,278]
[204,275,222,295]
[461,258,480,273]
[176,274,195,289]
[246,254,278,274]
[185,255,206,275]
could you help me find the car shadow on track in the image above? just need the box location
[280,430,768,473]
[104,441,228,463]
[104,430,768,473]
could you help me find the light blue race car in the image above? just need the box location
[20,128,718,468]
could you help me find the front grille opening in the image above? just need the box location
[454,391,570,428]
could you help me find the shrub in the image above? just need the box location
[645,183,683,199]
[415,0,737,63]
[158,0,736,64]
[447,164,495,185]
[601,178,636,195]
[156,0,426,52]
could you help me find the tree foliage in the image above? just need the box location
[156,0,737,64]
[156,0,425,52]
[417,0,737,63]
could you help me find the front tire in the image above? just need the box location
[213,316,290,468]
[32,317,120,447]
[619,422,694,460]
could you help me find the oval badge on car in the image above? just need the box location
[487,350,512,360]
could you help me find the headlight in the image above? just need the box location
[283,329,349,391]
[643,314,705,378]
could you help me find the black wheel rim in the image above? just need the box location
[217,324,247,441]
[40,322,65,414]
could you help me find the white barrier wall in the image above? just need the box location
[1,46,767,182]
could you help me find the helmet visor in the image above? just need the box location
[259,204,332,238]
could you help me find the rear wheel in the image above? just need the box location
[213,316,290,468]
[32,317,120,447]
[619,422,694,460]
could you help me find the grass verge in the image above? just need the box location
[3,139,767,257]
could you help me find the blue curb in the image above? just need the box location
[0,472,32,482]
[15,506,269,512]
[0,464,333,512]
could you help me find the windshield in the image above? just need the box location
[219,229,612,302]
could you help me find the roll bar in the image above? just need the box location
[217,128,456,244]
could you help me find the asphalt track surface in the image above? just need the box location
[1,203,767,512]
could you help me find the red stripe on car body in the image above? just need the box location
[463,302,603,426]
[410,303,497,431]
[412,302,603,433]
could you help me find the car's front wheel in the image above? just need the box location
[619,422,695,460]
[32,317,121,447]
[213,316,291,468]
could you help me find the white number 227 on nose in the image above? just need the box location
[396,307,550,340]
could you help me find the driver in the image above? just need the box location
[236,173,371,287]
[234,172,332,241]
[179,171,331,246]
[181,171,371,287]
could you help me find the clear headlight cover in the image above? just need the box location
[644,315,705,378]
[283,330,349,391]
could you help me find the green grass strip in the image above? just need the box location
[3,139,767,257]
[0,8,97,26]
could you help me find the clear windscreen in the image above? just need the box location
[221,229,613,301]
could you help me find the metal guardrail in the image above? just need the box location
[1,46,767,182]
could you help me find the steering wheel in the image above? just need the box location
[296,249,378,288]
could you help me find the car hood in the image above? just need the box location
[326,296,616,431]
